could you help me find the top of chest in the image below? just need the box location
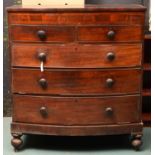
[7,4,146,26]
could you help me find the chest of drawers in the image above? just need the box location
[7,4,146,151]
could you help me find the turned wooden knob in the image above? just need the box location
[106,52,115,61]
[39,78,47,89]
[40,106,48,117]
[38,52,46,62]
[107,30,115,40]
[37,30,47,40]
[105,107,113,115]
[106,78,115,88]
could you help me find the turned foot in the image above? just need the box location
[131,134,143,151]
[11,133,23,151]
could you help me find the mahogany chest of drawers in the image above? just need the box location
[7,4,146,151]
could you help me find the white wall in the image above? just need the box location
[85,0,142,4]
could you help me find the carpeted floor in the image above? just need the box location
[3,117,151,155]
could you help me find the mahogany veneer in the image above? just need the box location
[12,68,141,95]
[7,4,146,151]
[12,44,142,68]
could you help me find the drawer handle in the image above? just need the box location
[40,106,48,117]
[38,52,46,62]
[106,52,115,61]
[37,30,47,40]
[107,30,115,40]
[105,107,113,115]
[106,78,115,88]
[39,78,47,89]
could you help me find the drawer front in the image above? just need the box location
[78,26,143,42]
[12,69,141,95]
[13,95,141,125]
[10,25,75,42]
[12,44,142,68]
[8,12,144,25]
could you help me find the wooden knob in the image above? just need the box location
[37,30,46,40]
[106,78,114,88]
[106,52,115,61]
[39,78,47,89]
[107,30,115,40]
[105,107,113,115]
[38,52,46,62]
[40,106,48,117]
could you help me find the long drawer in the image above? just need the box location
[12,43,142,68]
[12,68,141,95]
[13,95,141,125]
[10,25,143,42]
[8,12,144,25]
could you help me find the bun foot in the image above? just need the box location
[11,133,23,151]
[131,139,142,151]
[131,134,143,151]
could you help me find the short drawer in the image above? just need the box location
[78,26,143,42]
[12,43,142,68]
[13,95,141,125]
[10,25,75,42]
[12,69,141,95]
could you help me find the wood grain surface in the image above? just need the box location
[10,25,143,43]
[8,12,144,25]
[78,26,143,42]
[11,122,143,136]
[12,68,142,95]
[11,43,142,68]
[13,94,141,125]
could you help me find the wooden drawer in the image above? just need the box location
[12,69,141,95]
[12,43,142,68]
[13,95,141,125]
[10,25,75,43]
[78,26,143,42]
[8,12,144,25]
